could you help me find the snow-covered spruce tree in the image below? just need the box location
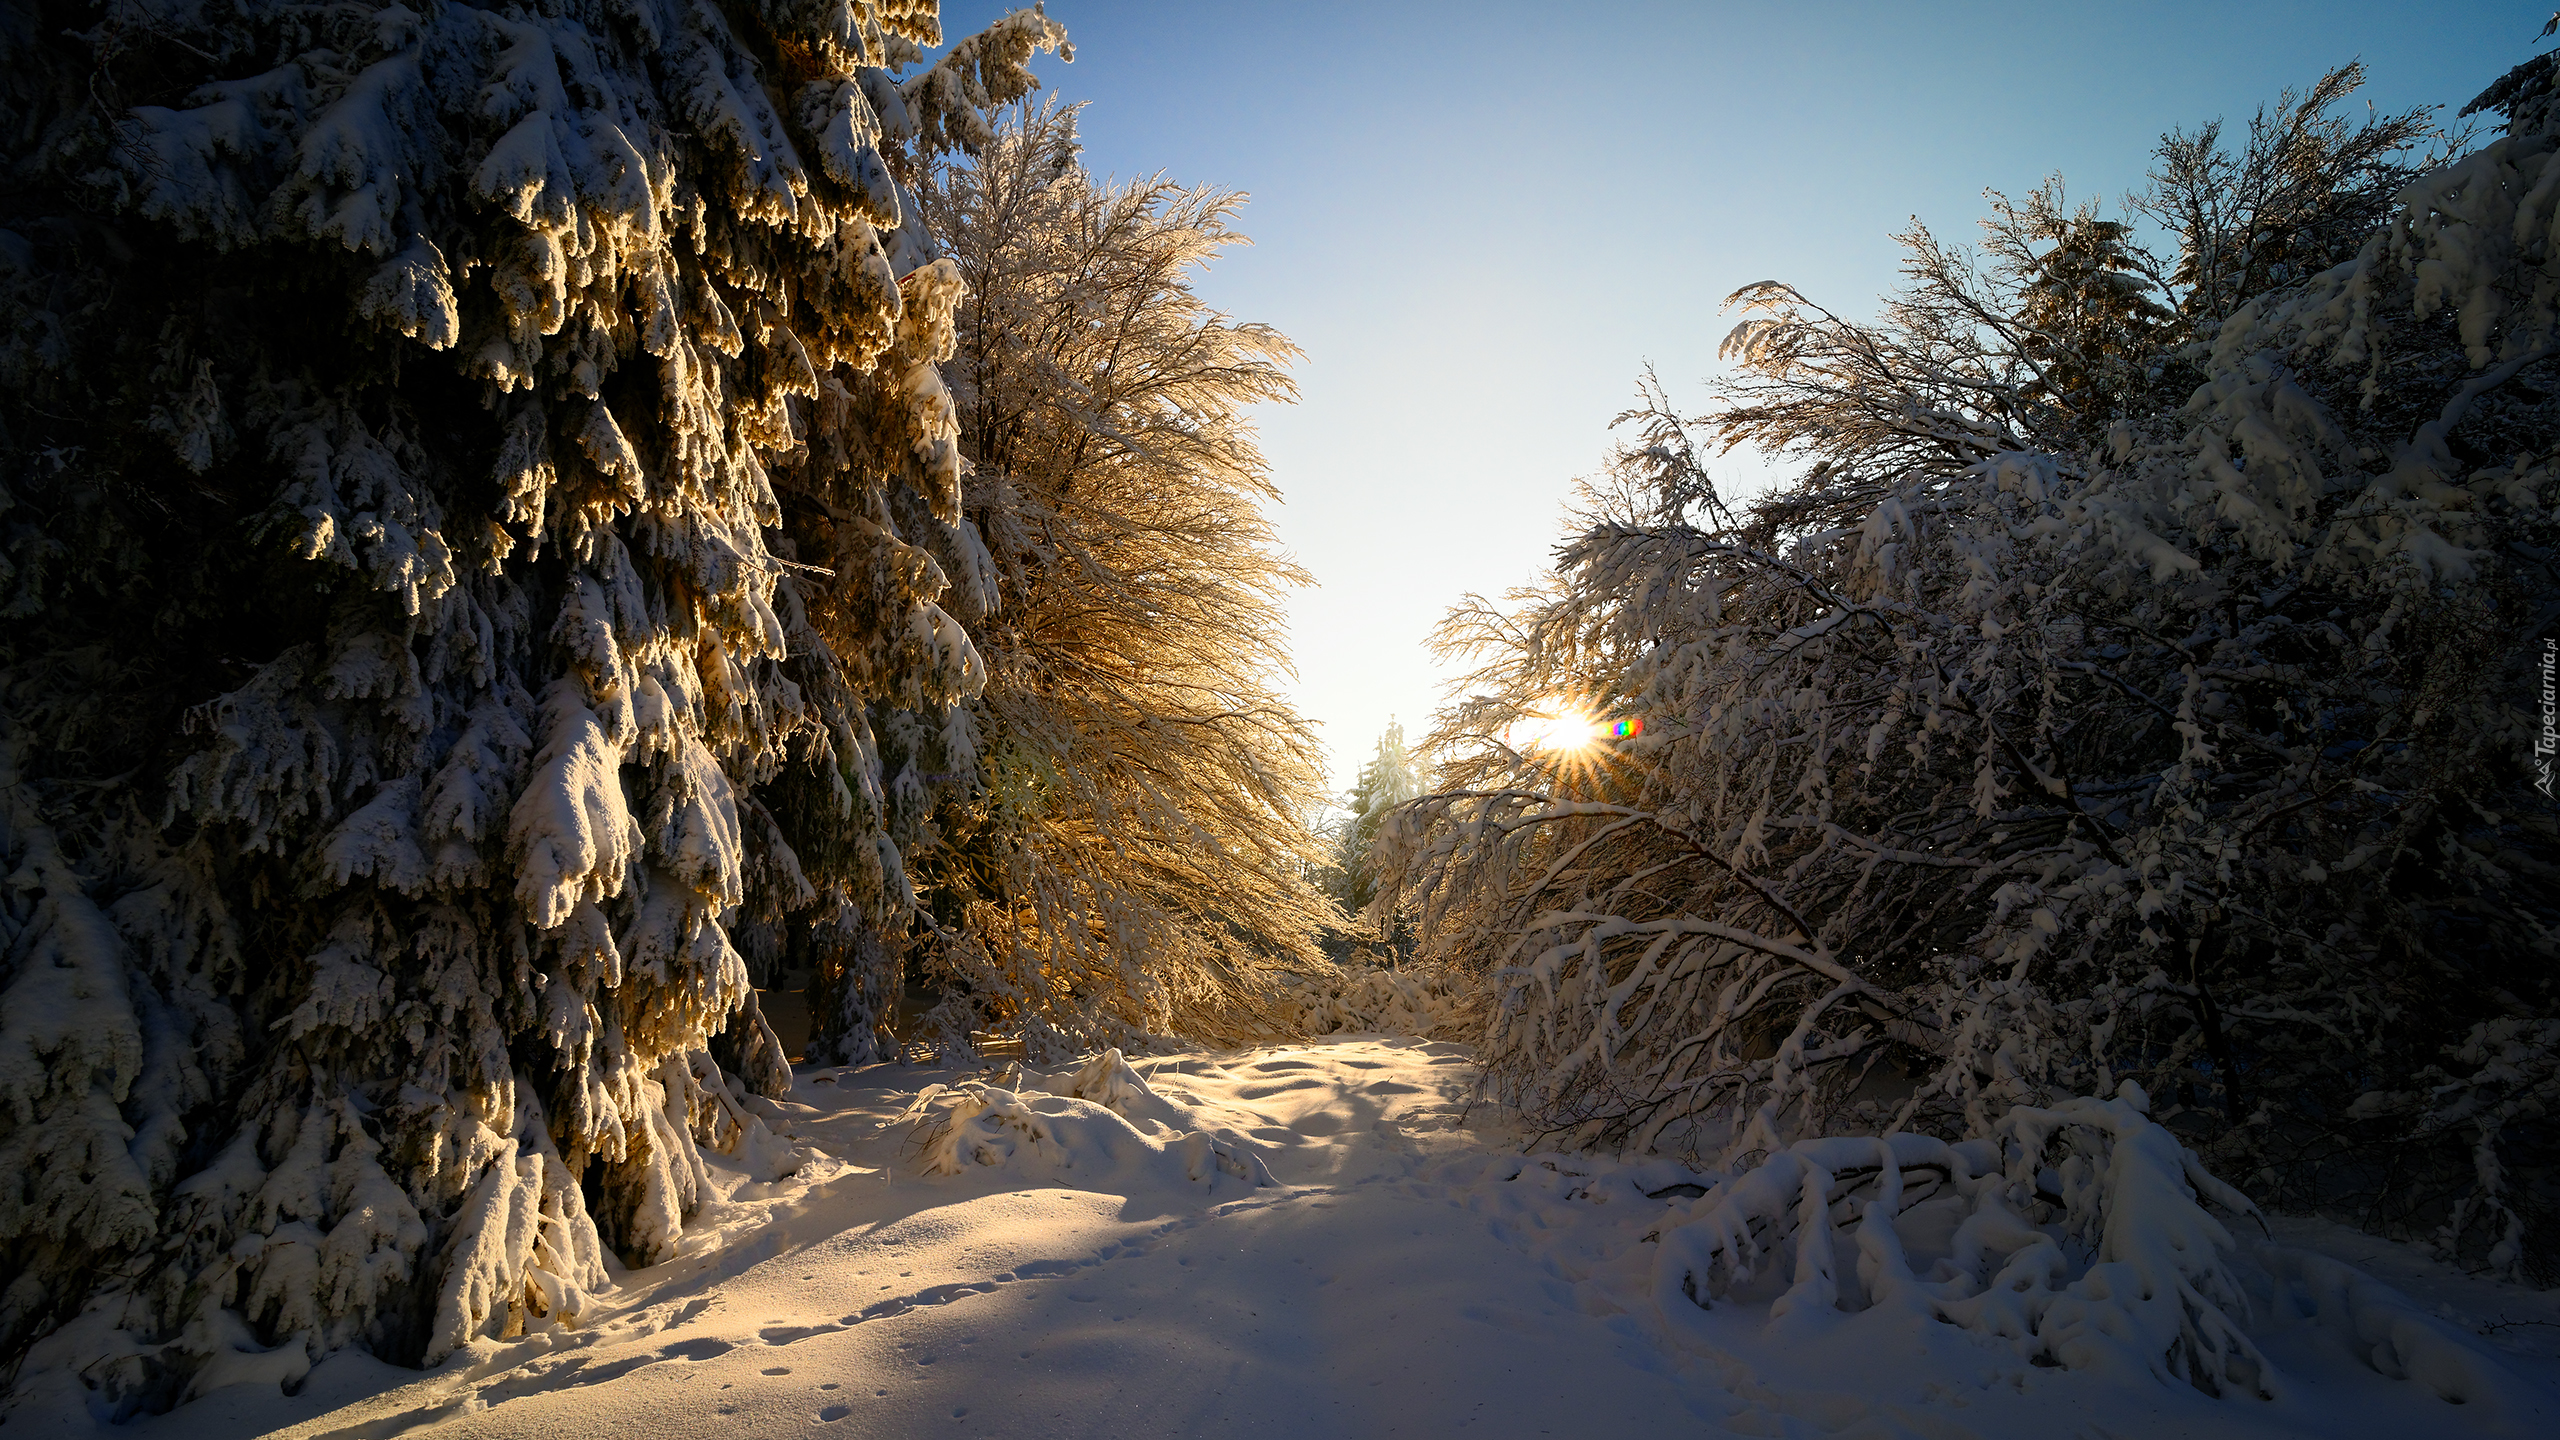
[881,102,1334,1057]
[1381,58,2560,1276]
[1331,720,1426,925]
[0,0,1062,1413]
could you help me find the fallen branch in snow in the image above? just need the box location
[1660,1085,2277,1395]
[1649,1081,2548,1419]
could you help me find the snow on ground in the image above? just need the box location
[47,1038,2559,1440]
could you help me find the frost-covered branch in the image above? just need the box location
[1382,59,2560,1281]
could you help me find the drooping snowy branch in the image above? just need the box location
[1384,57,2559,1285]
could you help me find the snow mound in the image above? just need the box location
[2255,1242,2550,1414]
[1065,1045,1156,1110]
[903,1059,1274,1191]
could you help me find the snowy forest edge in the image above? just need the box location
[0,0,2554,1425]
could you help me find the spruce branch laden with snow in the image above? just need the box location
[0,0,1064,1414]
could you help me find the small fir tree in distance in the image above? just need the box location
[1334,720,1427,929]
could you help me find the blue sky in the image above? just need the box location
[935,0,2534,791]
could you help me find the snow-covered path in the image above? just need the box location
[96,1039,2559,1440]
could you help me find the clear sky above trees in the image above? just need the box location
[937,0,2529,786]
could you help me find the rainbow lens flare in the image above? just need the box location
[1608,717,1643,739]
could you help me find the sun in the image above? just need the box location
[1503,709,1604,755]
